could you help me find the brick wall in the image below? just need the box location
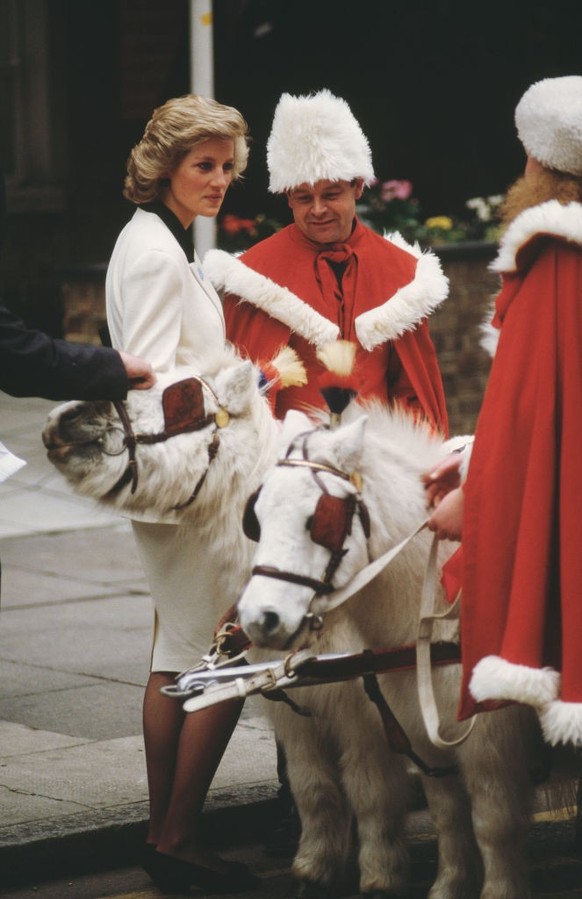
[61,265,108,347]
[430,242,498,436]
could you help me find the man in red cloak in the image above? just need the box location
[204,88,449,436]
[204,88,450,856]
[425,75,582,748]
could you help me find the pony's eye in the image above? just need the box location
[305,515,313,532]
[101,427,127,456]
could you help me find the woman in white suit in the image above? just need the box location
[106,95,258,895]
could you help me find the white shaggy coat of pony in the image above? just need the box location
[42,348,286,649]
[237,403,546,899]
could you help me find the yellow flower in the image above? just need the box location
[425,216,453,230]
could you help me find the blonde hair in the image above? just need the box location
[123,94,250,204]
[500,168,582,229]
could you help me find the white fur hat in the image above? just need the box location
[266,89,375,193]
[515,75,582,176]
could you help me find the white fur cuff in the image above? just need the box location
[470,655,560,707]
[539,699,582,747]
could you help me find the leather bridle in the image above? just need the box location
[245,431,371,629]
[102,375,228,510]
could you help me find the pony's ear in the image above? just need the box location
[218,360,256,415]
[279,409,312,450]
[333,415,368,473]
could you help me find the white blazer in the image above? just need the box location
[106,207,225,375]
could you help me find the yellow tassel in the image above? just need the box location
[316,340,357,376]
[269,345,308,388]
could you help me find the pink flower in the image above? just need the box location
[380,179,413,202]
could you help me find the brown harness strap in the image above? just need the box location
[259,642,461,778]
[362,670,458,778]
[171,432,220,511]
[296,641,461,681]
[250,565,336,595]
[106,399,220,503]
[107,400,139,495]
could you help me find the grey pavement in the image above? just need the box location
[0,391,279,890]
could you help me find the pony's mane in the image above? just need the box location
[305,398,443,473]
[152,345,248,391]
[200,344,249,379]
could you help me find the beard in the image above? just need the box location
[499,169,582,229]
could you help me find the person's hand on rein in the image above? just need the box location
[427,486,464,542]
[422,453,464,541]
[119,351,156,389]
[422,453,462,508]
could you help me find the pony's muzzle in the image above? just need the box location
[238,603,299,649]
[240,607,283,647]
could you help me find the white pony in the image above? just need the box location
[42,351,562,899]
[237,404,546,899]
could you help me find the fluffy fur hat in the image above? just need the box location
[515,75,582,176]
[267,89,375,193]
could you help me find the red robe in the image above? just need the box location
[459,200,582,747]
[204,220,449,434]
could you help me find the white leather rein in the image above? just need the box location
[311,515,476,751]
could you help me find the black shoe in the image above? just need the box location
[141,849,261,895]
[263,794,301,858]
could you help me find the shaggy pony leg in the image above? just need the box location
[275,710,351,890]
[458,706,533,899]
[340,714,409,894]
[423,774,482,899]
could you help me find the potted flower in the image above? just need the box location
[356,179,503,247]
[218,212,282,253]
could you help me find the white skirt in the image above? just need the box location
[131,519,229,673]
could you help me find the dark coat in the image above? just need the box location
[1,302,129,400]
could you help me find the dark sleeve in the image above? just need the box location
[0,303,130,400]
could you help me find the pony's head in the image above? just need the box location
[42,356,264,520]
[237,409,372,649]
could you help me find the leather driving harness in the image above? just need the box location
[239,427,467,775]
[243,432,371,622]
[105,376,228,510]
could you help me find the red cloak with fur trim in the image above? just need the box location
[459,200,582,747]
[204,220,448,434]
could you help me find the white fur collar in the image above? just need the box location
[355,233,448,350]
[481,200,582,358]
[204,233,448,351]
[203,249,339,347]
[491,199,582,274]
